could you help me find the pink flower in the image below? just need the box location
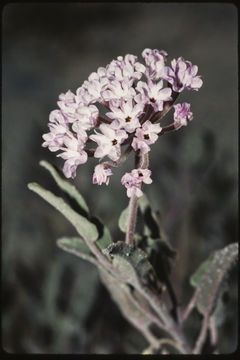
[173,103,193,129]
[57,134,88,179]
[72,104,99,132]
[42,110,69,152]
[57,90,79,121]
[89,123,128,161]
[135,80,172,112]
[88,67,107,82]
[121,168,152,197]
[92,164,113,185]
[87,78,109,103]
[142,48,168,81]
[106,99,144,133]
[102,79,136,102]
[164,57,203,92]
[62,155,87,179]
[132,120,161,154]
[106,54,145,82]
[76,82,97,105]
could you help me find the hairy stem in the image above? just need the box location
[158,123,176,136]
[209,314,218,353]
[125,194,138,246]
[125,153,149,246]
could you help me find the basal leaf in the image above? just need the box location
[28,182,98,242]
[118,206,129,233]
[40,160,89,215]
[195,242,238,316]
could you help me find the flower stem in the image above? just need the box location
[181,289,198,324]
[125,193,138,246]
[125,153,149,247]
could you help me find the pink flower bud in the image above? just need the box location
[121,168,152,198]
[173,103,193,129]
[93,164,113,185]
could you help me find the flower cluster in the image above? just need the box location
[42,48,202,197]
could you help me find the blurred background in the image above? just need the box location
[2,2,238,354]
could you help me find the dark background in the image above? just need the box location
[2,2,238,354]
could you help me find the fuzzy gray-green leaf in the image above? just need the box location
[96,225,112,250]
[40,160,89,214]
[28,182,98,242]
[100,268,153,331]
[195,242,238,316]
[57,237,98,265]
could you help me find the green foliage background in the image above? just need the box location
[2,3,238,354]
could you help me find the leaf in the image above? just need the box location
[96,224,112,250]
[90,216,113,250]
[99,268,153,336]
[40,160,89,215]
[103,241,157,288]
[190,254,214,288]
[28,182,98,242]
[145,237,176,259]
[57,237,98,265]
[118,206,129,233]
[195,242,238,316]
[137,194,177,282]
[134,235,176,286]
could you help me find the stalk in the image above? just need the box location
[125,153,149,246]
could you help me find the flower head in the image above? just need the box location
[43,48,202,188]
